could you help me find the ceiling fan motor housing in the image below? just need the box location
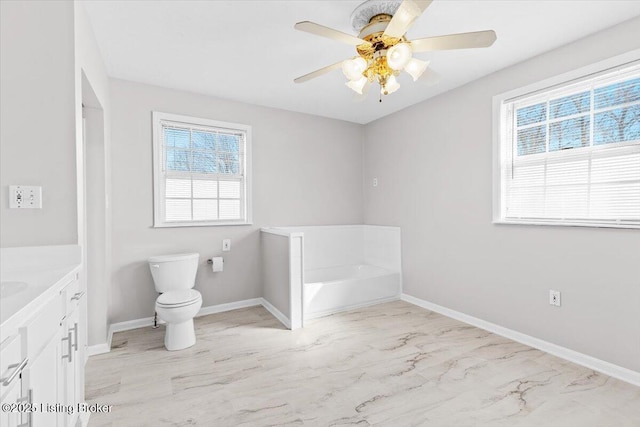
[355,13,404,88]
[350,0,402,32]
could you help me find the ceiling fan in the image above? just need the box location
[293,0,496,99]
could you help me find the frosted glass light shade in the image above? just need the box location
[382,75,400,95]
[346,76,368,94]
[342,57,367,81]
[404,58,429,81]
[386,43,412,70]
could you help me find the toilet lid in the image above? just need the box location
[156,289,201,307]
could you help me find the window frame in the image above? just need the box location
[492,49,640,229]
[152,111,252,228]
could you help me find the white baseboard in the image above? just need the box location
[87,298,269,357]
[86,327,114,357]
[198,298,262,316]
[110,316,155,333]
[86,342,111,357]
[260,298,291,329]
[401,293,640,388]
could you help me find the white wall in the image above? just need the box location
[109,79,364,323]
[0,1,77,247]
[363,17,640,372]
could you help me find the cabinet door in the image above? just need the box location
[0,378,23,427]
[61,309,80,427]
[25,330,61,427]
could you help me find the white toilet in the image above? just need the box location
[148,253,202,351]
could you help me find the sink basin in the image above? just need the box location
[0,281,28,298]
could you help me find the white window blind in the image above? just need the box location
[152,112,252,227]
[496,60,640,228]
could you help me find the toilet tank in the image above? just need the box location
[148,253,199,293]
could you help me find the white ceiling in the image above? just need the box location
[82,0,640,124]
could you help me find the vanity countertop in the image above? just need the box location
[0,245,82,342]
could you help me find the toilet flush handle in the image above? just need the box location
[151,264,160,269]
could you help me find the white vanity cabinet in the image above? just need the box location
[7,271,86,427]
[0,334,28,427]
[1,246,85,427]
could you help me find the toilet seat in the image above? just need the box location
[156,289,202,308]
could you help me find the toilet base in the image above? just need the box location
[164,319,196,351]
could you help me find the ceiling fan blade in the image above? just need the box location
[295,21,370,46]
[383,0,433,39]
[411,30,497,52]
[294,61,344,84]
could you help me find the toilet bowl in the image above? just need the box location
[148,253,201,351]
[155,289,202,351]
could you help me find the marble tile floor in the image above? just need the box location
[85,301,640,426]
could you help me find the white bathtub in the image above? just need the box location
[304,264,401,319]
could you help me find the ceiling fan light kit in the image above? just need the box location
[294,0,497,100]
[386,43,412,70]
[405,58,429,81]
[342,57,368,81]
[346,76,369,95]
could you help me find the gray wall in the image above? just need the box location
[75,2,113,348]
[0,0,77,247]
[109,79,364,323]
[261,232,291,320]
[363,18,640,372]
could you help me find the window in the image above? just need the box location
[152,112,251,227]
[494,55,640,229]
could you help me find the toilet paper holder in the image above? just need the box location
[207,257,224,272]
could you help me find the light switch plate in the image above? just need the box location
[222,239,231,252]
[9,185,42,208]
[549,290,561,307]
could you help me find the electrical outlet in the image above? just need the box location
[222,239,231,252]
[9,185,42,208]
[372,178,378,187]
[549,290,561,307]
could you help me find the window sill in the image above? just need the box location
[154,221,253,228]
[493,219,639,230]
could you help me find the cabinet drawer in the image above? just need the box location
[20,293,63,360]
[63,273,83,315]
[0,335,24,400]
